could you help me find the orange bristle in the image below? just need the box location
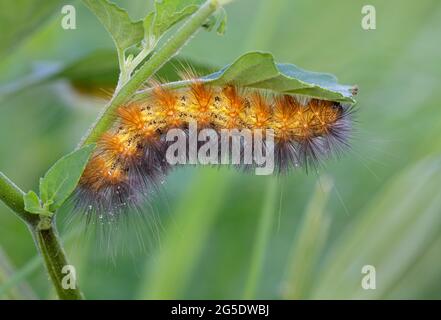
[80,156,126,192]
[117,104,145,131]
[117,104,157,139]
[74,77,354,222]
[248,92,272,129]
[309,99,341,134]
[273,95,302,141]
[221,85,247,129]
[188,81,214,126]
[98,132,138,159]
[151,83,181,128]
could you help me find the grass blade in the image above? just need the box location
[282,176,332,299]
[243,177,279,299]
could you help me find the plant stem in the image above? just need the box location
[0,172,84,300]
[80,0,220,146]
[0,172,37,226]
[31,220,84,300]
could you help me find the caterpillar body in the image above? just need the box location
[74,77,354,222]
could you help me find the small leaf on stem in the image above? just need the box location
[39,144,95,212]
[23,191,52,216]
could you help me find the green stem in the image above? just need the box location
[116,49,127,90]
[0,172,83,300]
[31,220,84,300]
[80,0,220,146]
[0,172,37,226]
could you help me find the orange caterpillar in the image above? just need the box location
[74,79,354,220]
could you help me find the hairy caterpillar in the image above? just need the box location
[73,76,354,222]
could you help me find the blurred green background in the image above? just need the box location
[1,0,441,299]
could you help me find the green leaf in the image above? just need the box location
[203,52,357,103]
[203,7,227,35]
[23,191,52,216]
[135,51,357,103]
[82,0,220,59]
[142,11,156,47]
[81,0,225,87]
[39,144,95,212]
[216,7,227,35]
[82,0,144,55]
[150,0,203,40]
[144,0,225,46]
